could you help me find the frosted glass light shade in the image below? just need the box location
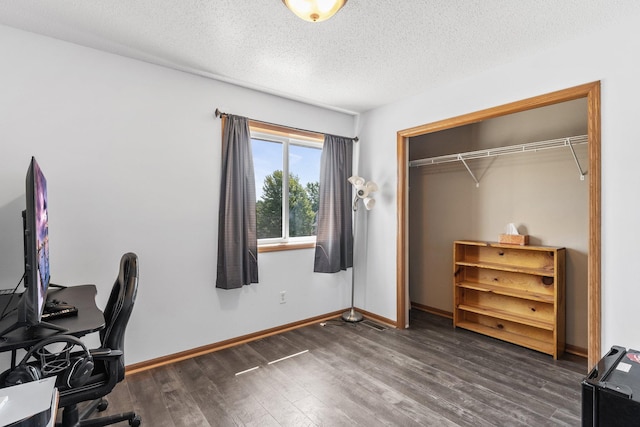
[362,197,375,210]
[365,181,378,193]
[349,175,378,208]
[282,0,347,22]
[348,175,365,187]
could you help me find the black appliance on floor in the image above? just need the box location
[582,345,640,426]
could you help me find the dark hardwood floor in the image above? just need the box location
[88,310,587,426]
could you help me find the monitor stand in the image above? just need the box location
[0,319,67,339]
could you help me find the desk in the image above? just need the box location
[0,285,105,354]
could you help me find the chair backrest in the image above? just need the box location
[99,252,138,377]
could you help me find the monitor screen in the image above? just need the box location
[21,156,50,325]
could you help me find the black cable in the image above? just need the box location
[0,272,25,321]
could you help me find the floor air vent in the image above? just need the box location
[361,320,387,331]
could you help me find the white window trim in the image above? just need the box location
[251,129,322,249]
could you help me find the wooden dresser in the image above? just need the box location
[453,240,565,359]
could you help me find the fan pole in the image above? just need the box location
[342,196,363,322]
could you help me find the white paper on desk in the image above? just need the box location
[0,376,56,426]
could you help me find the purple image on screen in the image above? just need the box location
[34,160,50,313]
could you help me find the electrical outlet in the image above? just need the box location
[280,291,286,304]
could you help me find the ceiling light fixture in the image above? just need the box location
[281,0,347,22]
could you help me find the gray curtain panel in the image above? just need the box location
[216,115,258,289]
[314,135,354,273]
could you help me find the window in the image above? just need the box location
[250,122,323,251]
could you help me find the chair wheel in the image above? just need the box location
[97,400,109,412]
[130,415,141,426]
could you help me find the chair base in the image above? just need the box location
[58,398,141,427]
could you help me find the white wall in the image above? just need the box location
[357,12,640,353]
[0,25,355,365]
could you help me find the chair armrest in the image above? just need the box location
[89,348,124,359]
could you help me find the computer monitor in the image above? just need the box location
[20,156,50,325]
[0,157,65,337]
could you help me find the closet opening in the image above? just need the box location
[395,82,601,368]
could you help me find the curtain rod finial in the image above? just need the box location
[215,108,222,118]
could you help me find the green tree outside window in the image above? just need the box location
[256,170,318,239]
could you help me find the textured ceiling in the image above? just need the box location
[1,0,640,114]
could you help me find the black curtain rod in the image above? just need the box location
[214,108,358,142]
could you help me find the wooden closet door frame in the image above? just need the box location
[396,81,601,368]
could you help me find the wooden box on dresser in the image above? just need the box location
[453,240,566,359]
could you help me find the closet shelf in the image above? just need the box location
[410,134,587,167]
[409,134,588,185]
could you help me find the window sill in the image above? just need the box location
[258,242,316,253]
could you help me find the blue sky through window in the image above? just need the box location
[252,138,321,200]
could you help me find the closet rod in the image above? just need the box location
[409,134,588,168]
[214,108,358,142]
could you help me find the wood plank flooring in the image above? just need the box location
[84,310,587,426]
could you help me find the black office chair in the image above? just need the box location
[57,252,141,427]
